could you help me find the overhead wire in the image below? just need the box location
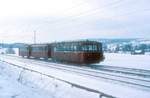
[35,0,123,30]
[42,0,126,29]
[34,0,150,40]
[45,0,123,24]
[52,0,89,15]
[51,8,150,35]
[34,0,90,29]
[49,0,150,30]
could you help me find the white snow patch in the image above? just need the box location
[0,61,100,98]
[0,63,53,98]
[100,53,150,70]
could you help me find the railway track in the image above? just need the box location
[1,54,150,91]
[89,65,150,78]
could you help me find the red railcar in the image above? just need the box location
[51,41,104,64]
[30,44,51,59]
[19,40,104,64]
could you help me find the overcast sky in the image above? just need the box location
[0,0,150,43]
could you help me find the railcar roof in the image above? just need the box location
[30,44,49,47]
[20,40,101,47]
[52,40,100,45]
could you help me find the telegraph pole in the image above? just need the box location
[34,30,36,44]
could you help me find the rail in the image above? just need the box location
[1,60,116,98]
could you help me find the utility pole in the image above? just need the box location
[34,30,36,44]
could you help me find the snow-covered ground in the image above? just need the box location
[0,60,101,98]
[0,62,53,98]
[0,54,150,98]
[100,53,150,70]
[0,52,150,98]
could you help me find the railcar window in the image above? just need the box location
[71,45,74,51]
[81,45,98,52]
[74,46,77,51]
[93,45,97,51]
[45,46,48,51]
[97,44,102,52]
[89,45,93,51]
[54,44,78,52]
[20,47,28,51]
[32,46,46,51]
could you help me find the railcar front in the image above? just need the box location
[79,41,104,64]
